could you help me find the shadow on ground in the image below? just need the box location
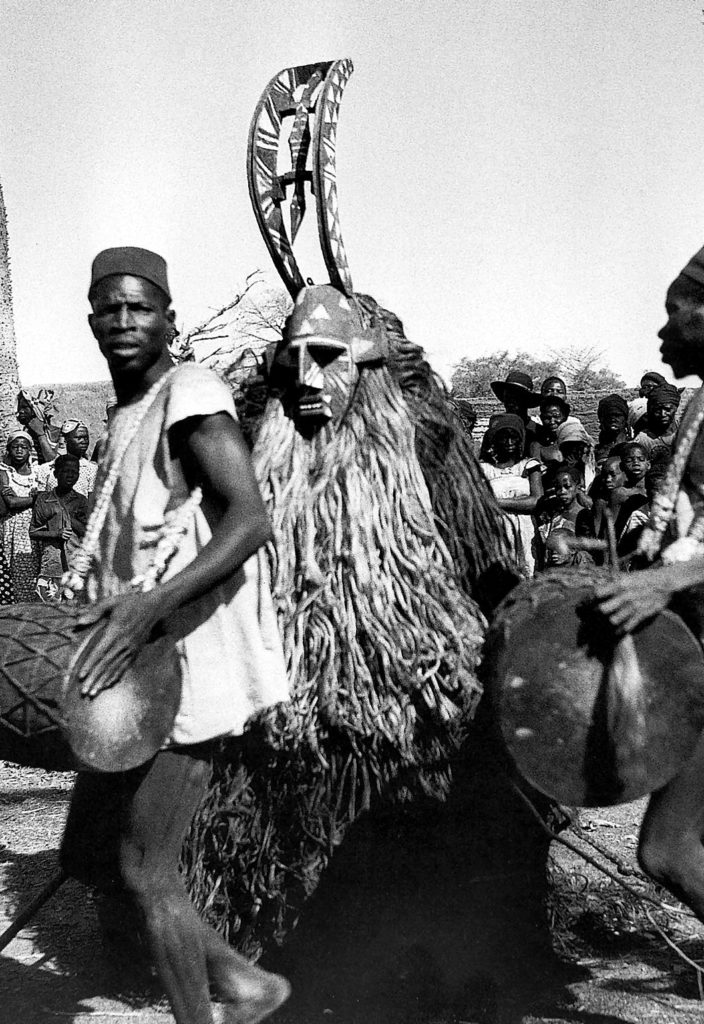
[3,714,697,1024]
[0,847,161,1024]
[266,713,593,1024]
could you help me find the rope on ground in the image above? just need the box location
[508,778,704,999]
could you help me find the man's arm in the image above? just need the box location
[78,412,272,696]
[593,558,704,635]
[24,416,59,464]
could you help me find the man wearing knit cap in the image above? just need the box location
[595,241,704,932]
[59,247,291,1024]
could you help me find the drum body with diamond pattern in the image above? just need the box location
[0,603,181,772]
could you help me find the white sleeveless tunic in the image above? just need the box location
[90,363,289,745]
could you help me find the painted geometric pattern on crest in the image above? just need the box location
[248,60,354,299]
[313,59,355,297]
[248,63,332,296]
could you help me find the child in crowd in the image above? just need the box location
[479,413,543,577]
[537,464,592,569]
[619,441,650,497]
[610,442,650,557]
[30,454,88,601]
[591,454,626,540]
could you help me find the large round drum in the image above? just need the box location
[485,568,704,806]
[0,603,181,772]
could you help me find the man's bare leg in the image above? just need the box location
[118,746,288,1024]
[639,730,704,921]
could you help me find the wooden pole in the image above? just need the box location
[0,869,66,953]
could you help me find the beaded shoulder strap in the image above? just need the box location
[638,385,704,559]
[62,368,182,599]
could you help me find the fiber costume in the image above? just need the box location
[185,60,516,958]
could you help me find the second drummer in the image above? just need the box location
[595,242,704,925]
[59,247,291,1024]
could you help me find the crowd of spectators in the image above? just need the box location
[0,392,108,603]
[462,369,690,577]
[0,371,687,598]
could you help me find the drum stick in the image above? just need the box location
[0,869,66,953]
[603,509,619,572]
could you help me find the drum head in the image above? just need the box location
[486,570,704,806]
[63,630,182,773]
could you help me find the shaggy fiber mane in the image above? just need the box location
[186,363,487,951]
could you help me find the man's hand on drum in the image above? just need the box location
[75,590,163,697]
[593,568,675,636]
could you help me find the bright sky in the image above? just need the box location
[2,0,704,388]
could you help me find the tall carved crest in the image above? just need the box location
[247,59,355,299]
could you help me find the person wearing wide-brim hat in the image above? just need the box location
[490,371,541,456]
[490,370,541,409]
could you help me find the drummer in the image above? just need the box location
[595,242,704,925]
[59,247,291,1024]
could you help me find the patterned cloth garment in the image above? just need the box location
[0,463,38,603]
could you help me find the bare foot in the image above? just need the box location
[211,971,291,1024]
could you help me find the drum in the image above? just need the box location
[0,603,182,773]
[485,568,704,806]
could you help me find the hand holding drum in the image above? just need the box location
[485,567,704,807]
[0,600,181,774]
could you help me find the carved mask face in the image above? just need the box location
[272,332,355,426]
[268,285,386,430]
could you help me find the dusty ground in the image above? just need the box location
[1,763,704,1024]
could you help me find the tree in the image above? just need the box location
[450,350,559,399]
[170,272,290,387]
[450,345,625,398]
[552,344,626,392]
[0,181,20,447]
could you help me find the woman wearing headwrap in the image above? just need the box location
[35,420,98,497]
[594,393,630,467]
[627,372,666,432]
[556,419,596,497]
[634,385,675,448]
[0,429,39,603]
[480,413,543,577]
